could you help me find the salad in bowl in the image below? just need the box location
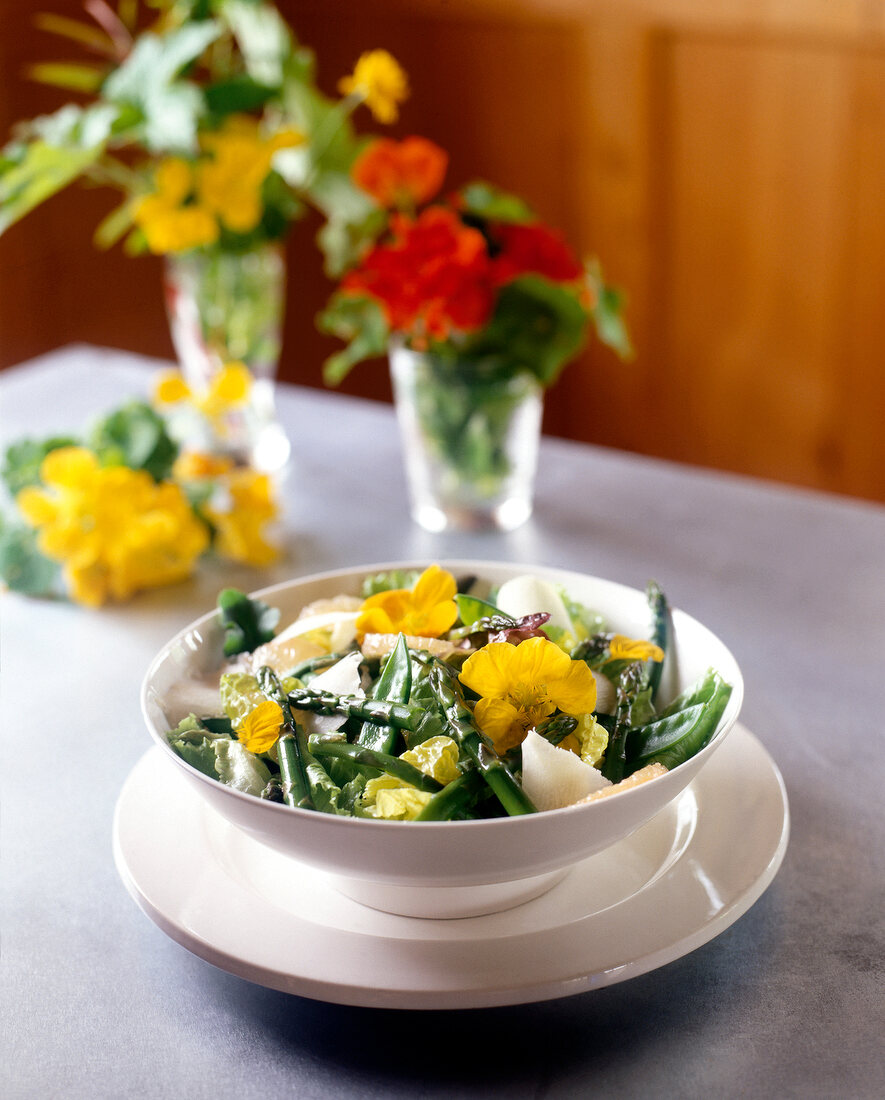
[142,561,742,916]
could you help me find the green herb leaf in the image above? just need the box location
[89,402,178,482]
[0,520,60,597]
[0,137,103,235]
[217,588,280,656]
[318,293,389,385]
[459,181,536,224]
[204,75,277,116]
[2,436,79,495]
[102,22,224,153]
[359,569,420,597]
[463,275,590,387]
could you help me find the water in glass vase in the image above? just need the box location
[389,342,542,532]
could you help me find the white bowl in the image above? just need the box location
[141,561,743,918]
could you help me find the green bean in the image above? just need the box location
[415,770,486,821]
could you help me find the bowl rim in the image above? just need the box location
[141,558,744,830]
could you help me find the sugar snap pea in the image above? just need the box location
[357,633,412,753]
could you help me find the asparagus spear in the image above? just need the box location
[286,686,423,730]
[307,737,442,793]
[428,666,537,816]
[645,580,669,703]
[534,713,579,745]
[600,662,645,783]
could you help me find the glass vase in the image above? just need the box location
[163,243,290,471]
[389,342,543,532]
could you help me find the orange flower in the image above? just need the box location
[352,136,448,209]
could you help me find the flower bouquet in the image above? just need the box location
[0,396,279,607]
[0,0,407,467]
[319,136,632,530]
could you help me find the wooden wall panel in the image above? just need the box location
[2,1,885,502]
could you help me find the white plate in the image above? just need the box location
[113,723,788,1010]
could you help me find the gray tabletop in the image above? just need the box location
[2,346,883,1099]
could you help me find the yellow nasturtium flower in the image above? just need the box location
[17,447,209,607]
[459,636,598,754]
[237,700,285,754]
[356,564,458,638]
[133,157,219,254]
[338,50,409,124]
[154,362,253,426]
[608,634,665,663]
[198,116,303,234]
[172,451,234,481]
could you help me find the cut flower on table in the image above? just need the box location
[166,567,735,822]
[0,392,281,606]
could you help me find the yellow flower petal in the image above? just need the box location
[473,697,526,754]
[236,700,284,754]
[173,451,233,480]
[40,446,98,488]
[356,565,457,638]
[208,362,252,406]
[461,636,597,751]
[16,486,58,527]
[154,370,192,405]
[609,634,665,663]
[154,157,193,203]
[339,50,409,124]
[411,562,456,608]
[546,661,598,717]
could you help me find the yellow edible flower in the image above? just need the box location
[172,451,234,481]
[236,699,285,754]
[206,468,279,566]
[133,157,218,254]
[338,50,408,124]
[154,362,253,427]
[198,116,303,234]
[17,447,209,607]
[609,635,665,663]
[459,636,598,754]
[356,564,457,638]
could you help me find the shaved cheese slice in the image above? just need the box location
[521,729,611,811]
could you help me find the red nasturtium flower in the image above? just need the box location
[352,136,448,208]
[489,222,584,285]
[344,206,495,339]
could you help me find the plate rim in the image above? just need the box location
[113,722,789,1009]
